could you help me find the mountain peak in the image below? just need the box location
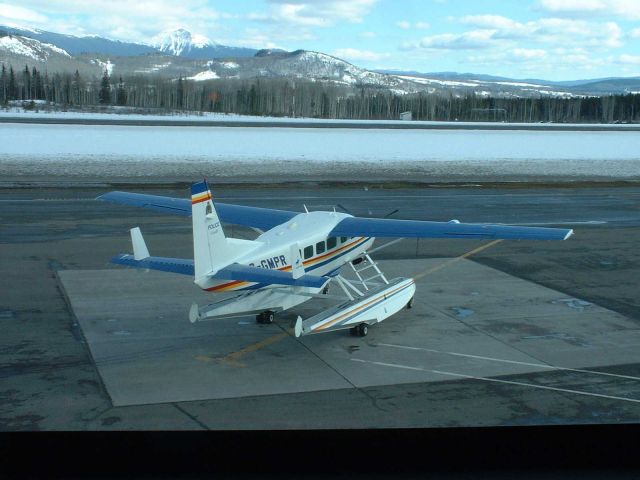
[152,28,215,56]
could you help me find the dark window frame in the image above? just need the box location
[303,245,314,259]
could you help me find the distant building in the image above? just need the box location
[400,111,412,121]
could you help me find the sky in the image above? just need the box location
[1,0,640,80]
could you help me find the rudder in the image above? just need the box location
[191,180,258,281]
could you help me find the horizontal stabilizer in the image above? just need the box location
[112,255,328,288]
[212,263,329,289]
[330,217,573,241]
[112,254,195,276]
[97,191,297,230]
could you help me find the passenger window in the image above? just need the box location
[340,236,348,244]
[316,241,325,255]
[304,246,313,259]
[327,237,337,249]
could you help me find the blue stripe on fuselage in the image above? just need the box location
[228,237,371,291]
[305,237,371,273]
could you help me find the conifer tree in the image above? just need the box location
[176,76,184,109]
[98,69,111,105]
[1,64,6,104]
[72,69,81,105]
[32,66,39,99]
[8,66,16,100]
[116,76,127,106]
[23,65,31,100]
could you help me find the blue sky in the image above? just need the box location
[2,0,640,80]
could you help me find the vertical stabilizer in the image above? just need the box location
[191,180,258,281]
[130,227,150,260]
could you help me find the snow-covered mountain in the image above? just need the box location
[388,71,574,98]
[2,24,640,98]
[0,25,157,56]
[0,33,71,62]
[219,49,422,92]
[152,28,213,56]
[379,70,640,97]
[0,25,256,59]
[152,28,256,59]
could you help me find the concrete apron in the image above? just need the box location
[57,258,640,407]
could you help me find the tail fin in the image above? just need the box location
[130,227,150,260]
[191,180,258,281]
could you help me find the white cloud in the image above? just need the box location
[618,54,640,65]
[631,28,640,38]
[333,47,389,62]
[360,31,376,38]
[0,4,48,25]
[458,15,624,50]
[238,27,315,49]
[252,0,378,27]
[512,48,547,59]
[0,0,223,44]
[461,14,525,31]
[249,4,328,26]
[404,29,496,51]
[396,20,430,30]
[538,0,640,20]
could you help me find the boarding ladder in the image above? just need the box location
[348,253,389,291]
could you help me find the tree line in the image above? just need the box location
[2,64,639,123]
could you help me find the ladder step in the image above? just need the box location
[354,263,377,272]
[347,254,389,287]
[363,272,385,282]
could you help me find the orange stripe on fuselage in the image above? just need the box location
[203,237,369,292]
[303,237,367,268]
[206,280,250,292]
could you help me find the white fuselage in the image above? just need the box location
[196,211,374,293]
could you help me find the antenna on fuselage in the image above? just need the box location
[303,204,309,213]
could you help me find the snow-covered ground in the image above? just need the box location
[1,109,639,129]
[186,70,219,81]
[1,123,638,182]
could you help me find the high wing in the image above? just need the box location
[112,254,328,288]
[97,191,298,231]
[330,217,573,240]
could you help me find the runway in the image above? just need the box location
[3,115,640,131]
[1,183,639,429]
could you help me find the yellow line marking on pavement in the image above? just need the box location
[224,331,290,365]
[194,354,245,367]
[413,239,503,281]
[196,329,293,368]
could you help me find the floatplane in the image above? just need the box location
[97,181,573,338]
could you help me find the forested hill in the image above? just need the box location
[3,65,639,124]
[2,26,640,123]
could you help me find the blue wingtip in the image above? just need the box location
[191,179,209,196]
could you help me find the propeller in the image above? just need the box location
[336,203,400,219]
